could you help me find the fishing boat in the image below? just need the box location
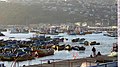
[90,41,100,45]
[0,32,5,36]
[79,32,85,35]
[1,52,34,61]
[93,30,102,34]
[15,53,34,61]
[84,31,92,34]
[1,56,14,61]
[52,45,65,51]
[32,48,54,57]
[65,45,72,51]
[72,46,85,51]
[71,38,80,42]
[84,41,89,46]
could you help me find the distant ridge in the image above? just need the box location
[0,0,117,26]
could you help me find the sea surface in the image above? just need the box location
[0,33,117,67]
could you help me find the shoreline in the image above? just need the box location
[25,55,117,67]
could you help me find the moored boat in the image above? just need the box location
[84,31,92,34]
[84,41,89,46]
[72,46,85,51]
[65,45,72,51]
[32,48,54,57]
[52,45,65,51]
[90,41,100,45]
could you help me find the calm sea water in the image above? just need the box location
[0,33,117,67]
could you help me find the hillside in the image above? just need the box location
[0,0,117,26]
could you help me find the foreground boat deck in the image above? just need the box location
[25,55,117,67]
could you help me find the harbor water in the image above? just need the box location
[0,33,117,67]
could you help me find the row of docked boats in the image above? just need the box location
[31,43,86,51]
[51,37,86,43]
[83,41,100,46]
[71,38,85,42]
[0,48,54,61]
[68,31,93,35]
[0,36,88,61]
[51,45,85,51]
[0,37,55,61]
[103,33,117,37]
[68,31,105,35]
[70,38,100,46]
